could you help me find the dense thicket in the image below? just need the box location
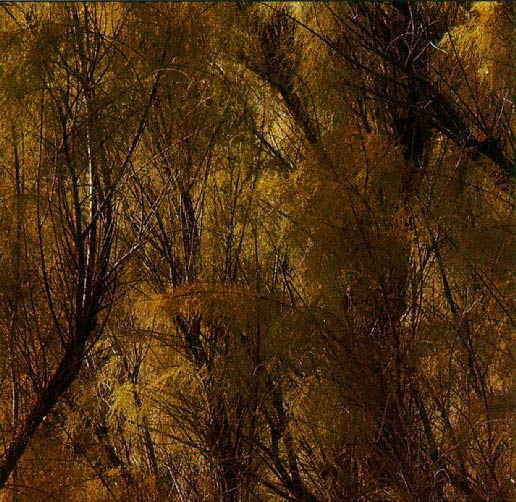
[0,2,513,501]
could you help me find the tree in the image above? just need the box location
[0,2,513,500]
[0,3,164,490]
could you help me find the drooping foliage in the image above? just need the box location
[0,2,513,501]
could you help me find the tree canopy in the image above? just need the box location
[0,2,513,501]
